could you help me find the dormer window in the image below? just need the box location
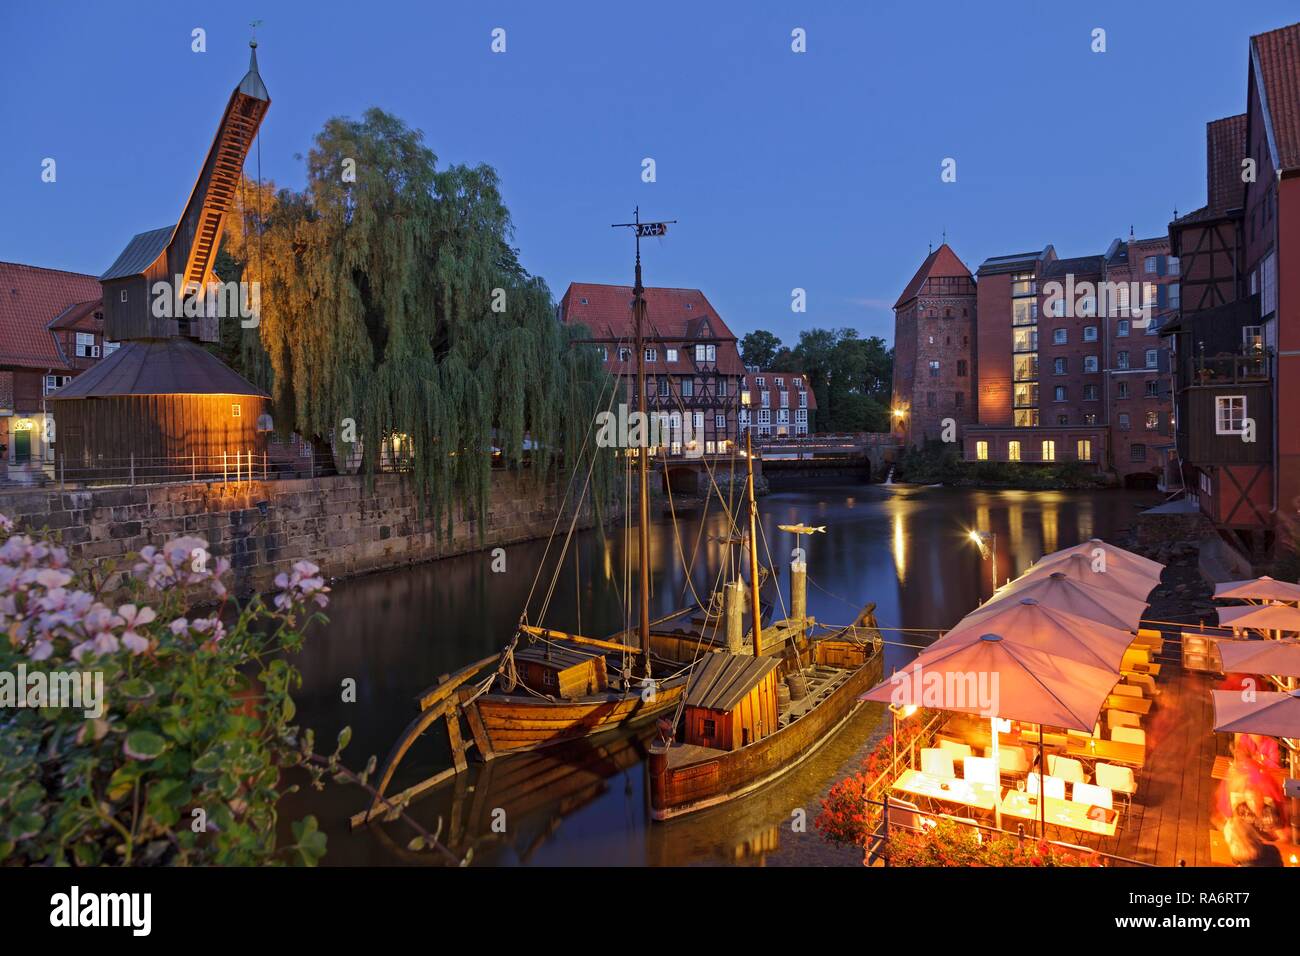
[580,297,588,305]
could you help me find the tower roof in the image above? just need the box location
[893,243,974,309]
[238,41,270,101]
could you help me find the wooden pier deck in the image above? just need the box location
[1109,655,1231,866]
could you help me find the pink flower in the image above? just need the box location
[117,604,157,655]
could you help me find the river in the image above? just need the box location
[282,483,1160,865]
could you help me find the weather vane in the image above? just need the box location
[250,19,264,44]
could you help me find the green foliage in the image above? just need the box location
[228,108,612,535]
[0,523,338,866]
[885,820,1098,867]
[739,329,781,368]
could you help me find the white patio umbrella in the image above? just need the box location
[1212,688,1300,738]
[1215,575,1300,605]
[863,630,1118,833]
[1218,603,1300,635]
[1016,552,1158,604]
[975,570,1149,632]
[1035,538,1165,582]
[1218,640,1300,682]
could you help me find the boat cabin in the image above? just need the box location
[681,653,780,751]
[514,644,607,700]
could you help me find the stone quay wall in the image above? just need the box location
[0,471,595,596]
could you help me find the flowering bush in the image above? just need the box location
[885,820,1098,867]
[0,514,343,865]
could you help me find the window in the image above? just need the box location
[1083,355,1098,373]
[1008,440,1022,462]
[928,360,940,378]
[103,340,120,356]
[1013,328,1038,352]
[231,403,242,418]
[1261,252,1277,317]
[1168,256,1180,276]
[1054,386,1067,402]
[1130,443,1147,462]
[119,289,128,302]
[1144,349,1158,369]
[1011,273,1036,297]
[645,348,657,362]
[694,343,716,362]
[738,409,750,425]
[1014,409,1039,427]
[1118,412,1130,431]
[758,409,771,424]
[1117,381,1129,399]
[619,347,631,362]
[779,391,789,408]
[1083,326,1097,342]
[600,346,608,361]
[755,376,765,388]
[775,377,784,389]
[702,718,716,738]
[1013,383,1038,407]
[1117,319,1130,337]
[1053,357,1067,374]
[682,379,694,397]
[1056,414,1068,425]
[75,332,96,357]
[1083,413,1098,425]
[976,441,989,461]
[1012,299,1038,325]
[957,359,967,377]
[795,408,807,423]
[1215,396,1246,434]
[1116,351,1130,369]
[760,389,769,407]
[799,391,807,408]
[1144,380,1158,398]
[658,378,669,396]
[1145,410,1159,430]
[1077,439,1092,461]
[1243,326,1263,352]
[777,409,789,424]
[1144,256,1159,274]
[1053,328,1067,345]
[666,348,678,362]
[542,670,557,688]
[44,374,71,394]
[1041,440,1056,462]
[1169,284,1180,310]
[1083,384,1098,401]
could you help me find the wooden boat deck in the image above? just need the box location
[780,666,853,726]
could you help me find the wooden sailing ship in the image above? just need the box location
[646,430,884,821]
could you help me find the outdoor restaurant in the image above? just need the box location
[859,539,1300,867]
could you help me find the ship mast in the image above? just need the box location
[613,208,675,681]
[745,427,763,655]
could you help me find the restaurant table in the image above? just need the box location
[1212,754,1288,783]
[892,769,999,812]
[1105,694,1153,716]
[1066,737,1146,767]
[1000,791,1118,837]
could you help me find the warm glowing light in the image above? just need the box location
[741,390,752,407]
[13,419,35,431]
[968,530,982,543]
[892,512,906,582]
[892,407,905,419]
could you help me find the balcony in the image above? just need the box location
[1180,350,1271,388]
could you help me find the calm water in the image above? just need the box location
[282,483,1160,865]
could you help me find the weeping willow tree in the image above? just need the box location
[227,108,613,535]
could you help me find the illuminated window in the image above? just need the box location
[1008,440,1021,462]
[976,440,989,461]
[1077,439,1092,461]
[231,404,242,418]
[1041,440,1056,462]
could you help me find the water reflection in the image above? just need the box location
[283,484,1158,865]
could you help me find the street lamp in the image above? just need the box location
[968,529,998,594]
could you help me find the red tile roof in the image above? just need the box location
[559,283,746,376]
[893,243,974,309]
[0,262,102,370]
[742,369,817,410]
[1252,22,1300,172]
[1207,114,1248,214]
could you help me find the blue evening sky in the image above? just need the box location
[1,0,1294,347]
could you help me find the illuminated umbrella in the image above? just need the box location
[975,570,1149,632]
[1218,603,1300,634]
[935,596,1134,674]
[1016,552,1157,603]
[1218,640,1300,680]
[1212,689,1300,738]
[863,630,1118,832]
[1035,538,1164,582]
[1214,575,1300,605]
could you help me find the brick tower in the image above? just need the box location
[890,243,978,447]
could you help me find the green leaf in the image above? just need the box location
[123,731,167,761]
[120,678,156,700]
[336,726,352,753]
[192,750,223,773]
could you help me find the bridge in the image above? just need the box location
[654,433,902,494]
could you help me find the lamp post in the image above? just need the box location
[969,529,998,594]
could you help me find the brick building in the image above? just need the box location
[889,243,977,446]
[1162,21,1300,557]
[739,367,816,437]
[558,283,746,456]
[890,235,1180,484]
[0,262,112,480]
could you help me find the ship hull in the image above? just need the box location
[647,653,882,820]
[470,678,686,759]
